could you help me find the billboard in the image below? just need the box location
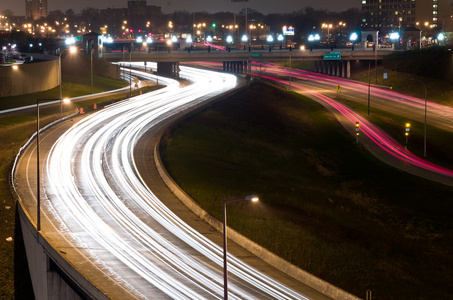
[283,26,295,36]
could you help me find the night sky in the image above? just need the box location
[2,0,360,16]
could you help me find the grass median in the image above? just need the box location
[161,80,453,299]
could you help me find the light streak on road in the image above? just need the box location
[253,61,453,122]
[188,61,453,180]
[188,60,453,124]
[258,73,453,180]
[43,66,308,299]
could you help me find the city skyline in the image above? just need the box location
[3,0,360,16]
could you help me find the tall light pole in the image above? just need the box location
[289,52,292,91]
[410,78,428,157]
[367,61,371,116]
[36,98,70,232]
[90,43,94,94]
[129,43,133,97]
[59,46,77,117]
[375,30,378,84]
[349,32,358,51]
[223,195,259,300]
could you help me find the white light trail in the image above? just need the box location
[44,66,308,299]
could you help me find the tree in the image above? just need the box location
[1,9,14,18]
[81,7,101,32]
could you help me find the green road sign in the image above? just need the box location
[251,53,262,57]
[323,52,341,60]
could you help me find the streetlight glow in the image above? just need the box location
[390,32,400,40]
[223,195,259,300]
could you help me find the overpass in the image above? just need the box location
[103,48,394,79]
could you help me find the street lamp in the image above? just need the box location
[186,35,192,52]
[223,195,259,300]
[241,34,248,49]
[410,78,427,157]
[226,35,233,52]
[349,32,358,51]
[437,33,445,45]
[267,34,274,52]
[36,98,71,232]
[129,43,134,97]
[277,34,284,49]
[59,46,77,117]
[389,32,400,49]
[308,33,320,51]
[322,23,333,44]
[90,43,94,94]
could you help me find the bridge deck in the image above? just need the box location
[103,49,393,63]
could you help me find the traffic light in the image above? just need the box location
[405,123,410,145]
[355,122,360,144]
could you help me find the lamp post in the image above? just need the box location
[226,35,233,52]
[308,33,320,51]
[410,78,427,157]
[223,195,259,300]
[90,43,94,94]
[375,30,378,84]
[277,34,284,50]
[129,43,133,97]
[349,32,358,51]
[59,46,77,117]
[322,23,333,44]
[36,98,70,232]
[367,61,371,116]
[267,34,274,52]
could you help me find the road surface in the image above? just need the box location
[14,66,333,299]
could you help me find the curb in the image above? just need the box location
[152,85,361,300]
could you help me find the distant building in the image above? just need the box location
[361,0,453,31]
[100,1,161,37]
[25,0,47,20]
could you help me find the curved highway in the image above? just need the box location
[188,61,453,185]
[14,65,328,299]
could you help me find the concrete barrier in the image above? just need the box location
[0,55,59,97]
[153,90,361,300]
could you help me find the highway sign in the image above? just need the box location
[336,85,342,91]
[251,53,262,57]
[323,52,341,60]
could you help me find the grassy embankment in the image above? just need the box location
[0,75,159,299]
[161,81,453,299]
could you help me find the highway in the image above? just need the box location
[186,61,453,185]
[257,63,453,184]
[14,65,330,299]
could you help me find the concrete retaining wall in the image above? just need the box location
[0,56,59,97]
[11,114,110,300]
